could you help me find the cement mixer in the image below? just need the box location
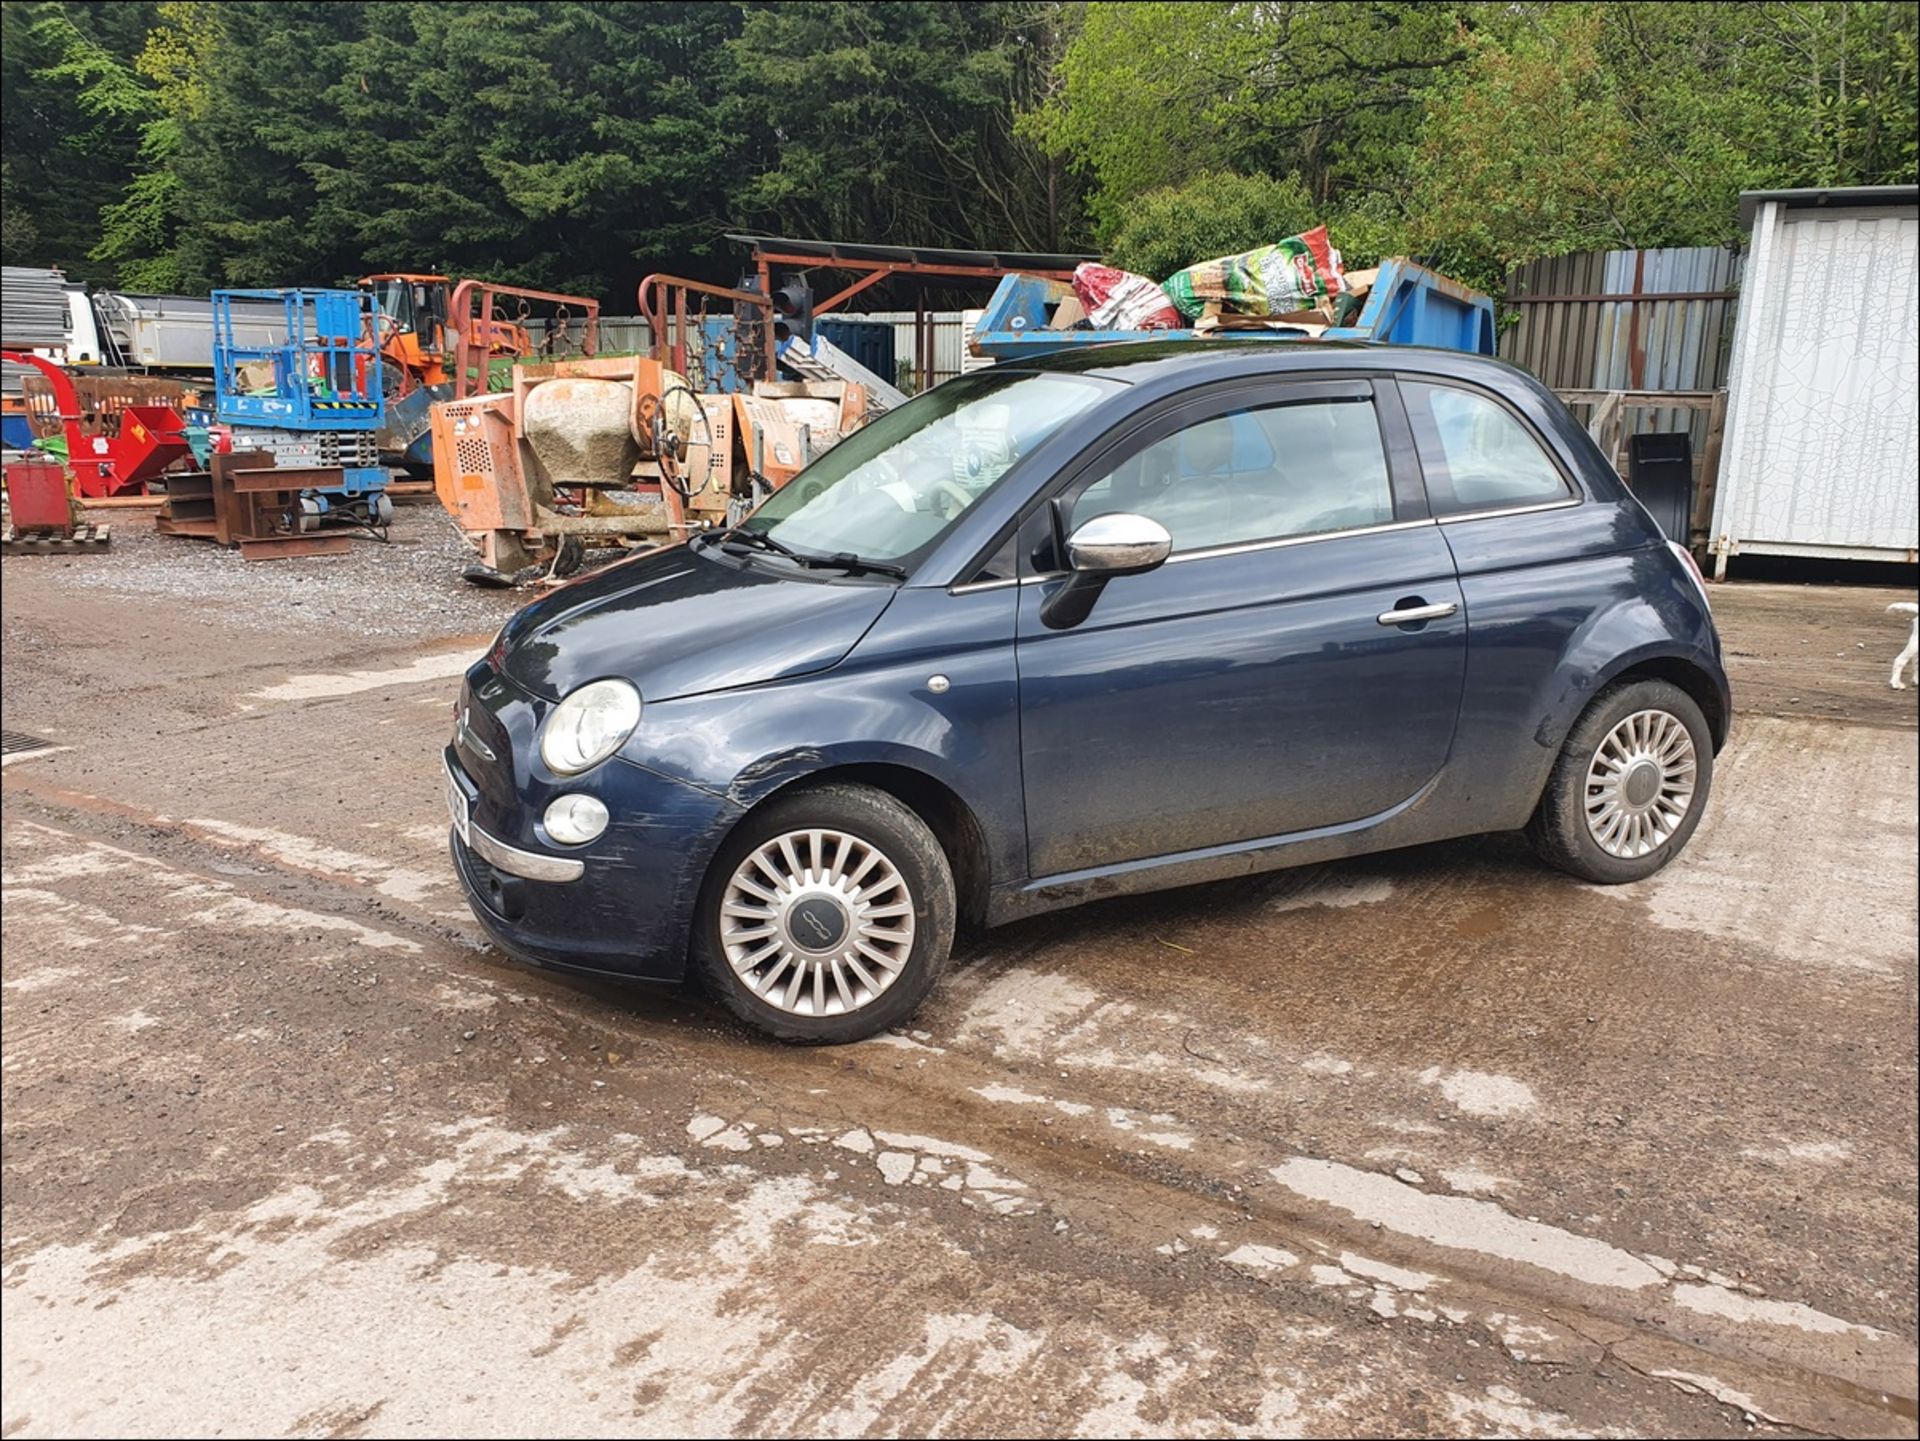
[428,354,712,580]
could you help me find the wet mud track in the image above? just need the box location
[3,558,1916,1438]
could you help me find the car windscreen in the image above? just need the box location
[738,370,1120,568]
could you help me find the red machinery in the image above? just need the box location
[4,459,76,531]
[0,350,195,498]
[446,279,601,399]
[0,452,110,551]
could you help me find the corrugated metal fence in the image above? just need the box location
[851,311,970,389]
[1499,246,1744,468]
[519,314,651,358]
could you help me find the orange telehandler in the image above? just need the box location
[358,275,601,398]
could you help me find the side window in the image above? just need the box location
[1402,381,1571,514]
[1067,396,1395,554]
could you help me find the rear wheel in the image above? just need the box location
[1527,679,1713,884]
[691,784,955,1043]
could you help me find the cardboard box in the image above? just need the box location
[1048,294,1088,330]
[1194,311,1326,336]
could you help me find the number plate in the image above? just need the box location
[445,766,471,846]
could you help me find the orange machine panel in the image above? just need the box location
[430,392,530,533]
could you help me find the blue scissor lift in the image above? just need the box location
[211,288,391,529]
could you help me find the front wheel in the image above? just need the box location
[1527,679,1714,884]
[690,783,956,1044]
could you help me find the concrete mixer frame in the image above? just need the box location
[431,352,691,575]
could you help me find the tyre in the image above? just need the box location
[1527,678,1713,884]
[690,783,956,1044]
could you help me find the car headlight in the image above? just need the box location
[539,679,642,775]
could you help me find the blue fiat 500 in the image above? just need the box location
[446,342,1729,1043]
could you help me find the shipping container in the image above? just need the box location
[1709,187,1920,574]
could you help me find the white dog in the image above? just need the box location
[1891,602,1919,690]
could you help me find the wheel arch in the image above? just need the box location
[719,762,995,928]
[1603,655,1731,752]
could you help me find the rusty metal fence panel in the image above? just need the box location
[1500,245,1744,494]
[1501,247,1743,390]
[523,312,969,393]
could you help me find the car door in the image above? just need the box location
[1014,376,1467,879]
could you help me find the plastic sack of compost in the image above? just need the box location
[1070,263,1182,331]
[1161,225,1344,320]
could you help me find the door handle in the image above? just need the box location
[1377,601,1458,627]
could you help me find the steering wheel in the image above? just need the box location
[931,478,975,518]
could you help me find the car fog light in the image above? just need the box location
[544,793,609,845]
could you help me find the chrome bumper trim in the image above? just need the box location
[470,820,585,883]
[446,755,584,883]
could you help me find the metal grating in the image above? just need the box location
[455,435,492,474]
[1,730,58,757]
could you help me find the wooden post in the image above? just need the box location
[1691,389,1729,547]
[915,292,928,393]
[1586,391,1623,474]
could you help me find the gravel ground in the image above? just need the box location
[12,503,525,641]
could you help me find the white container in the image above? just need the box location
[1711,186,1920,575]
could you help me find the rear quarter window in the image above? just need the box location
[1402,380,1573,515]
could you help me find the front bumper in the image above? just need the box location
[444,753,582,881]
[447,750,743,982]
[442,659,745,983]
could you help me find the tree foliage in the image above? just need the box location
[731,2,1081,252]
[1042,0,1916,280]
[1105,171,1318,279]
[1027,1,1467,237]
[0,0,1913,300]
[2,1,156,284]
[1408,2,1920,278]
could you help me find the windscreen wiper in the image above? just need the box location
[715,527,906,580]
[716,527,807,564]
[813,552,908,580]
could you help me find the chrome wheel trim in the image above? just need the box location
[1584,708,1698,859]
[719,828,916,1017]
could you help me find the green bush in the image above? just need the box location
[1104,171,1319,279]
[1318,191,1408,272]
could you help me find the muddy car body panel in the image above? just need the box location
[445,342,1729,989]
